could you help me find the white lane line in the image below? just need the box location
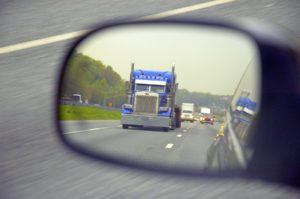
[0,30,90,54]
[176,134,182,137]
[0,0,236,55]
[139,0,235,20]
[64,125,117,135]
[165,143,174,149]
[183,129,187,133]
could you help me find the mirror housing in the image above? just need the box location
[55,18,300,188]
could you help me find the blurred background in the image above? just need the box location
[1,0,300,198]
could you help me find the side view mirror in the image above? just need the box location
[55,18,300,187]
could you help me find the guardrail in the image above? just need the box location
[60,100,121,111]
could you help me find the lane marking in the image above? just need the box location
[0,0,236,55]
[183,129,187,133]
[264,3,274,8]
[176,134,182,137]
[0,30,90,54]
[139,0,235,20]
[64,125,118,135]
[165,143,174,149]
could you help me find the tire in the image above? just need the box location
[175,117,181,128]
[122,124,129,129]
[170,126,175,130]
[163,127,169,132]
[176,120,181,128]
[174,106,181,128]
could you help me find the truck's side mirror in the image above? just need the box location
[55,20,264,176]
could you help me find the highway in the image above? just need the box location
[62,121,220,169]
[1,0,300,198]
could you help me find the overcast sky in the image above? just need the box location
[77,24,259,95]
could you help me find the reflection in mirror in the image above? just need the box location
[58,23,260,171]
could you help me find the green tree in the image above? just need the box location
[61,52,127,107]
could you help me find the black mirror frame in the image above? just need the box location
[55,18,300,187]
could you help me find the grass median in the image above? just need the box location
[59,105,121,120]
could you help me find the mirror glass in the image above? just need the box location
[58,23,260,171]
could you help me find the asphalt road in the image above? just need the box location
[1,0,300,198]
[62,121,219,169]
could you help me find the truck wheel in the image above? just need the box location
[175,119,181,128]
[163,127,169,132]
[174,106,181,128]
[174,117,181,128]
[170,118,175,130]
[122,124,129,129]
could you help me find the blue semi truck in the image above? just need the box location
[121,63,181,131]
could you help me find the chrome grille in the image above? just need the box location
[134,93,158,114]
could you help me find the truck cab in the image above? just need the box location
[121,64,181,131]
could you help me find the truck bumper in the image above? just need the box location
[121,114,171,128]
[181,118,194,122]
[200,120,213,124]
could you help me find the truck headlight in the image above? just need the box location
[159,107,169,112]
[237,106,243,111]
[123,104,133,109]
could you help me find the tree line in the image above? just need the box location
[61,52,127,107]
[61,52,231,110]
[176,88,232,111]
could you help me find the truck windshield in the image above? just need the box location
[150,85,165,93]
[135,84,150,91]
[182,110,193,114]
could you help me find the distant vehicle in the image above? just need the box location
[71,94,82,104]
[181,103,195,122]
[199,107,214,125]
[121,64,181,131]
[194,112,200,121]
[200,107,211,114]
